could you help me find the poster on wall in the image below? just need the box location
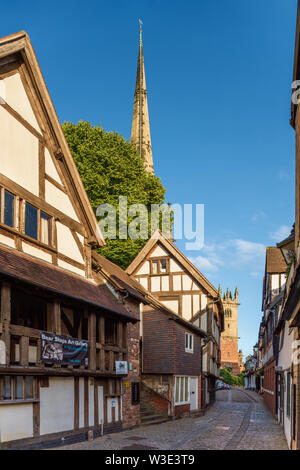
[41,332,89,366]
[115,361,128,374]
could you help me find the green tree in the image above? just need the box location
[63,121,168,269]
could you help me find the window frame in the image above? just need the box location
[0,187,17,229]
[0,375,38,404]
[174,376,190,405]
[185,332,194,353]
[150,257,170,275]
[24,201,53,246]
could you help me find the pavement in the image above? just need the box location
[52,389,289,450]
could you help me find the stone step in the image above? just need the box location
[140,416,169,426]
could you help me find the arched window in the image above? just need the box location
[225,309,232,318]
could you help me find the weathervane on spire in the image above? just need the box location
[139,19,143,32]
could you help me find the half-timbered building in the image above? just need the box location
[126,231,224,410]
[0,31,143,447]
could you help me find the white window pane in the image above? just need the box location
[180,377,184,402]
[175,377,179,403]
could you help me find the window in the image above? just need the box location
[225,309,232,318]
[175,376,189,405]
[131,382,140,405]
[151,259,169,275]
[25,203,38,239]
[0,376,36,401]
[25,203,52,245]
[152,260,158,274]
[185,332,193,353]
[0,188,15,228]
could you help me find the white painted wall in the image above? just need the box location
[150,245,168,257]
[170,259,181,272]
[136,261,150,275]
[22,242,52,263]
[0,234,15,249]
[56,222,84,263]
[45,148,63,184]
[45,181,79,222]
[2,73,41,133]
[79,378,85,428]
[0,404,33,442]
[40,377,74,435]
[0,106,39,196]
[161,299,179,314]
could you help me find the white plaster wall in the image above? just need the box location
[56,222,84,263]
[57,259,86,277]
[193,295,200,315]
[2,73,41,133]
[278,322,295,370]
[45,181,79,222]
[0,234,15,249]
[173,275,181,290]
[271,274,279,290]
[0,106,39,196]
[0,404,33,442]
[136,261,150,275]
[107,397,119,423]
[45,148,63,184]
[170,259,181,272]
[150,245,168,257]
[161,276,169,291]
[182,275,193,291]
[40,378,74,435]
[151,276,160,292]
[182,295,192,320]
[201,294,207,309]
[98,386,104,424]
[79,378,85,428]
[89,379,94,426]
[22,243,52,263]
[139,277,148,290]
[161,300,179,314]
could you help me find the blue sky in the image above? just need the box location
[1,0,297,357]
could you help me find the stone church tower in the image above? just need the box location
[220,286,241,375]
[131,22,154,174]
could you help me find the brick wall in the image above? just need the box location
[141,381,169,413]
[220,337,240,375]
[175,404,190,417]
[142,307,176,374]
[122,298,140,429]
[174,323,202,377]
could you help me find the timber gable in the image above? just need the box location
[0,32,104,280]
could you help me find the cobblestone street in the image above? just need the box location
[54,389,288,451]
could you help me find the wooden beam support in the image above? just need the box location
[52,300,61,335]
[1,282,11,365]
[88,312,96,371]
[20,335,29,366]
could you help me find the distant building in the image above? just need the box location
[220,287,241,375]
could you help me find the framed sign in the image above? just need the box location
[115,361,128,375]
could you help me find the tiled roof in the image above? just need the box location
[266,247,287,274]
[0,244,136,321]
[92,252,150,303]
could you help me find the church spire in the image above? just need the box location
[131,20,154,173]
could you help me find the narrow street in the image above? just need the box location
[55,389,288,451]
